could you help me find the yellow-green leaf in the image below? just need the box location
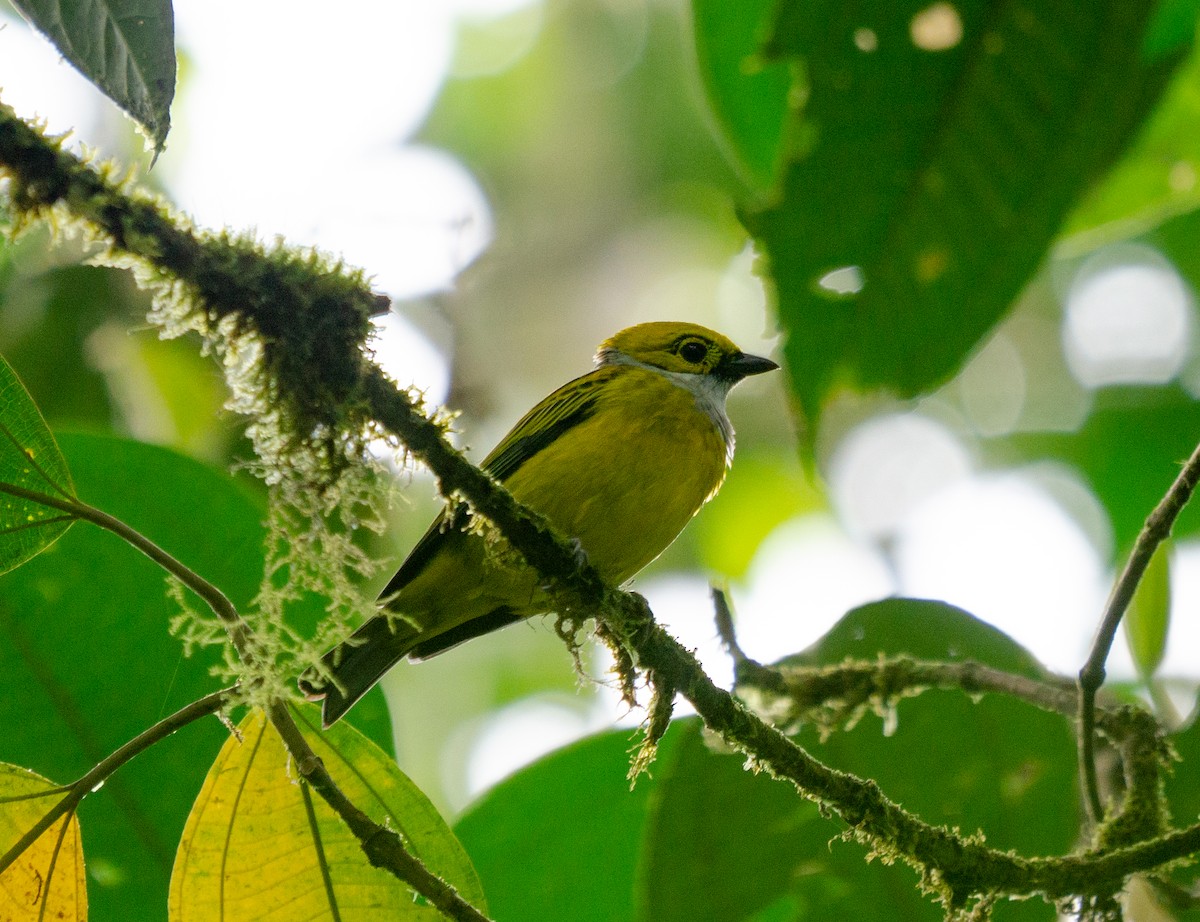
[0,763,87,921]
[1125,540,1172,679]
[0,352,75,575]
[170,706,486,920]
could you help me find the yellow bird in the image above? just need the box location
[300,321,777,725]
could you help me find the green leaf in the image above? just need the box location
[1124,539,1171,679]
[691,0,792,192]
[744,0,1186,429]
[170,706,484,919]
[454,723,686,922]
[781,597,1048,676]
[635,721,840,922]
[1065,46,1200,233]
[0,433,392,920]
[8,0,175,150]
[787,600,1077,860]
[0,763,86,920]
[1143,0,1200,60]
[638,600,1070,921]
[0,350,75,575]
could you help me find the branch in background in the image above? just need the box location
[1077,439,1200,826]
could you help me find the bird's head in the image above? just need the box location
[596,321,778,384]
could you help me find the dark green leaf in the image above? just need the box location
[692,0,792,192]
[0,433,391,920]
[638,600,1071,921]
[744,0,1186,428]
[789,600,1078,860]
[1143,0,1200,60]
[454,723,686,922]
[1065,46,1200,232]
[0,350,74,574]
[782,597,1047,676]
[636,720,857,922]
[9,0,175,150]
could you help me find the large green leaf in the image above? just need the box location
[171,706,484,919]
[8,0,175,150]
[454,723,686,922]
[1065,42,1200,234]
[636,600,1073,921]
[787,599,1077,860]
[744,0,1186,428]
[0,433,392,920]
[691,0,792,192]
[0,350,74,574]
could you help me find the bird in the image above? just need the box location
[299,321,778,726]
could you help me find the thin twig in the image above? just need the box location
[0,481,252,651]
[711,584,747,665]
[1077,439,1200,824]
[0,687,233,876]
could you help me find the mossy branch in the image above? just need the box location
[2,96,1197,915]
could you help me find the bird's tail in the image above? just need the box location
[298,614,420,727]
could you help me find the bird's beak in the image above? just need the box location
[721,351,779,380]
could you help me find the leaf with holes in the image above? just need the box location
[0,352,75,575]
[744,0,1188,430]
[0,763,87,920]
[8,0,175,150]
[170,706,485,920]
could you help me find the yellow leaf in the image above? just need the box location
[170,706,485,920]
[0,764,87,921]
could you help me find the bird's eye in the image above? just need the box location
[679,341,708,364]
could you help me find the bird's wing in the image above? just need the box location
[378,366,612,601]
[480,366,610,481]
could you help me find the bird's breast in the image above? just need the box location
[503,367,728,584]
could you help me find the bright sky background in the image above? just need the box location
[2,0,1198,808]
